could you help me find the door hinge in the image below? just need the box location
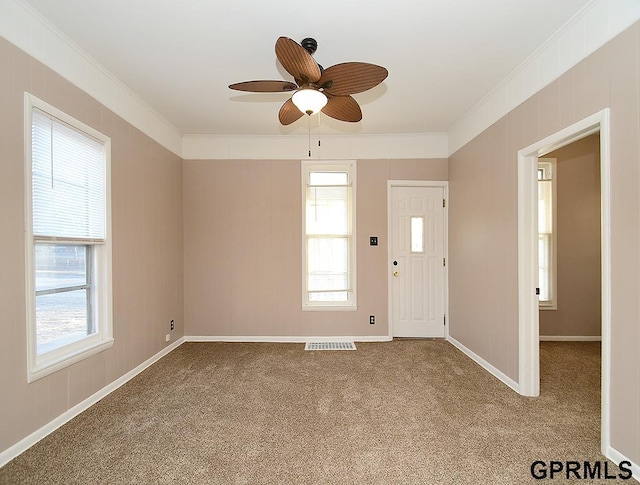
[443,258,446,267]
[443,198,446,208]
[444,315,446,326]
[536,287,540,295]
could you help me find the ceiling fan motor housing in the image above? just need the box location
[301,37,318,55]
[300,38,324,73]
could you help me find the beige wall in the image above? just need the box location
[183,159,447,337]
[2,16,639,473]
[0,38,184,453]
[539,134,601,337]
[449,24,640,464]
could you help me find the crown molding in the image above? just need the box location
[0,0,183,157]
[448,0,640,156]
[3,0,638,161]
[182,132,448,160]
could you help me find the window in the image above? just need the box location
[538,158,556,309]
[302,161,356,309]
[25,94,113,382]
[410,216,424,253]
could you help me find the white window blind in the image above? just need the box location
[26,95,113,383]
[31,109,106,241]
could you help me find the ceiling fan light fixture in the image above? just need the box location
[292,88,327,115]
[229,36,388,125]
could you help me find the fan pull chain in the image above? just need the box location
[311,139,321,158]
[307,116,322,158]
[307,115,311,157]
[315,114,321,159]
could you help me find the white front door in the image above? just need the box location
[389,185,446,338]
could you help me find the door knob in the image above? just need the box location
[393,271,399,277]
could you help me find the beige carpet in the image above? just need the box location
[0,340,624,484]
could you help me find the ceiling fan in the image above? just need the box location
[229,37,388,125]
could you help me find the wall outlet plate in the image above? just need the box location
[165,334,171,342]
[370,236,378,246]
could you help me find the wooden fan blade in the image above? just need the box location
[229,80,298,92]
[275,37,321,84]
[320,62,388,96]
[321,95,362,122]
[279,98,305,125]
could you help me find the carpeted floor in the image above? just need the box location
[0,340,625,484]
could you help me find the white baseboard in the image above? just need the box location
[540,335,602,341]
[447,336,520,394]
[0,337,186,468]
[6,333,635,483]
[607,446,639,483]
[185,335,393,343]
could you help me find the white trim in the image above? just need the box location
[3,0,639,162]
[517,109,611,455]
[448,0,640,155]
[518,147,540,397]
[24,93,114,383]
[185,335,392,343]
[0,337,185,468]
[607,447,640,483]
[537,158,558,310]
[0,0,183,157]
[29,339,115,383]
[182,133,449,160]
[443,184,449,340]
[447,336,520,393]
[539,335,602,342]
[3,332,633,480]
[301,306,358,312]
[301,161,357,310]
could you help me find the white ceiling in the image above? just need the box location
[23,0,592,137]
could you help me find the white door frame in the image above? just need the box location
[517,109,611,454]
[387,180,449,339]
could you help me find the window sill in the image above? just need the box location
[302,305,358,312]
[539,305,557,311]
[28,338,114,383]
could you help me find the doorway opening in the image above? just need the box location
[517,108,611,455]
[537,134,603,454]
[538,134,601,340]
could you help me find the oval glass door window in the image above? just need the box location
[411,216,424,253]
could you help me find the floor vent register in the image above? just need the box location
[304,342,356,351]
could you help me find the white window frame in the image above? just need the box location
[24,93,113,382]
[538,158,557,310]
[302,160,357,311]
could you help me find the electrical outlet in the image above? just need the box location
[170,319,174,331]
[369,315,375,325]
[165,334,171,342]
